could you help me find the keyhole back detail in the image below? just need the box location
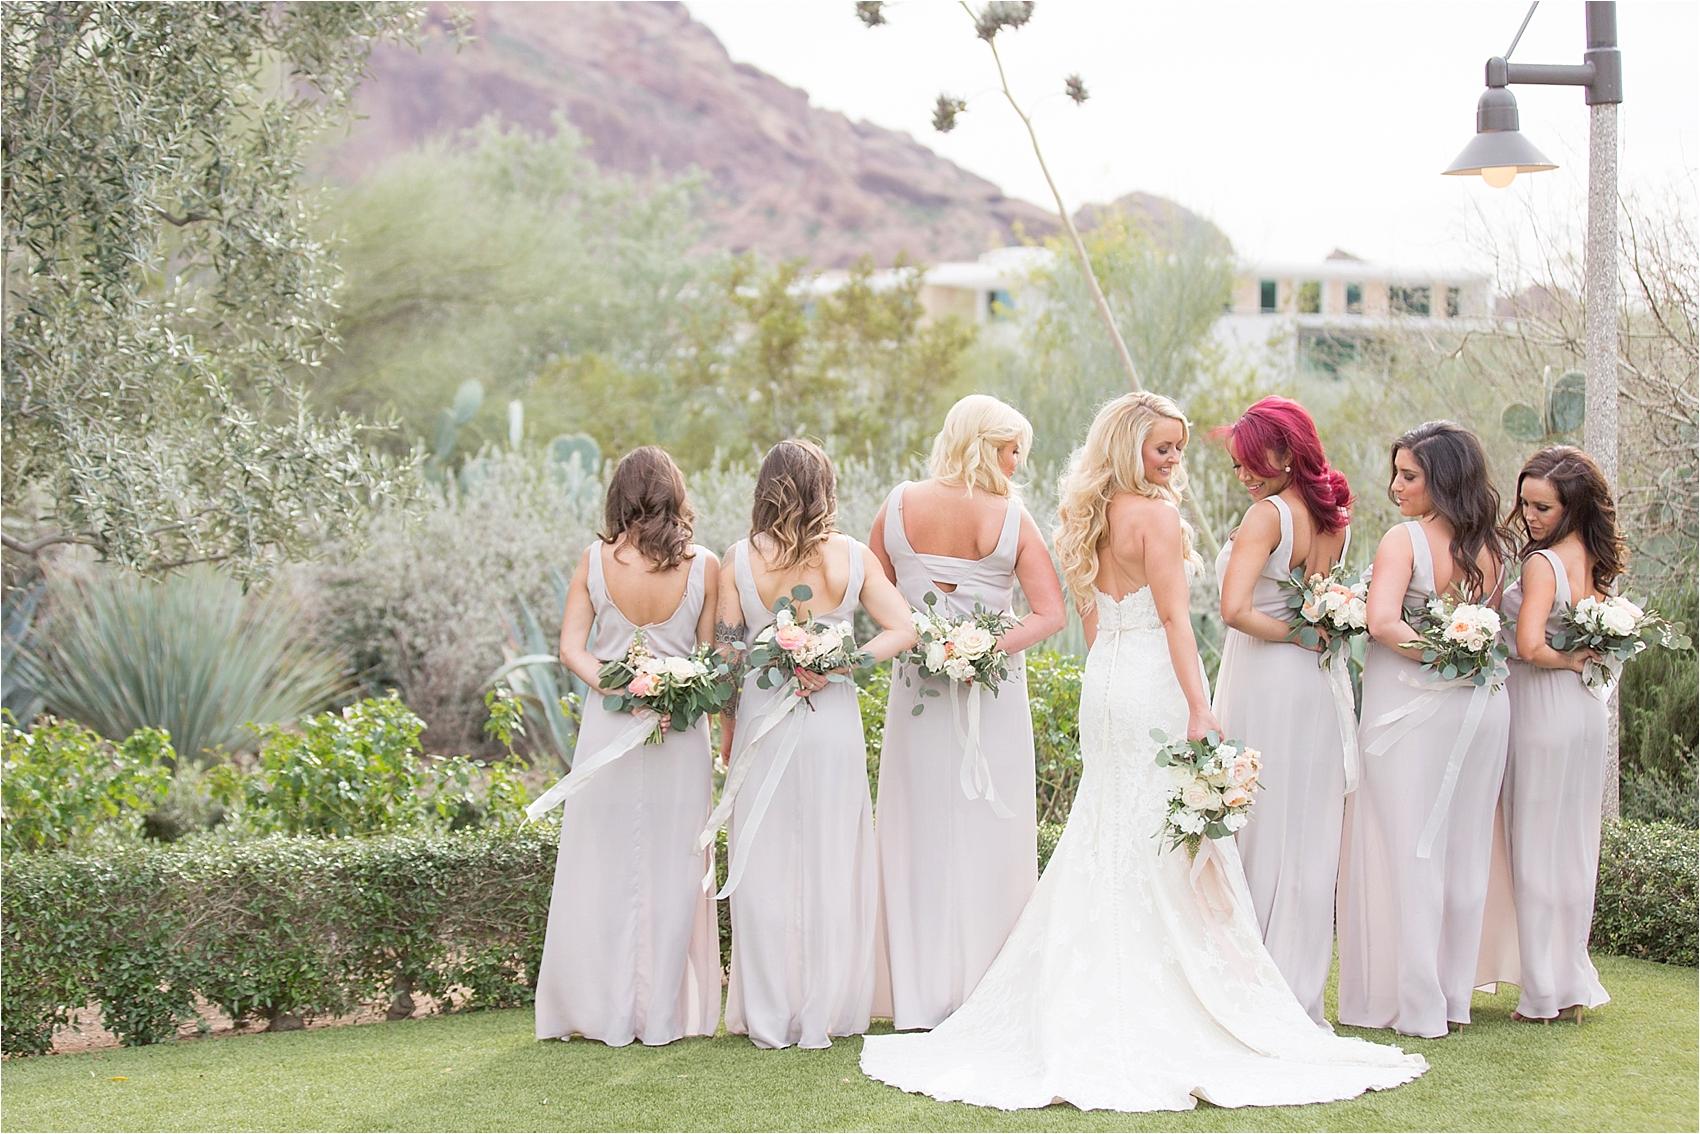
[884,482,1021,616]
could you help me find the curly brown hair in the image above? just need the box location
[750,439,838,570]
[599,446,695,571]
[1389,421,1512,599]
[1511,445,1626,594]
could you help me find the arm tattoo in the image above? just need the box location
[715,618,748,719]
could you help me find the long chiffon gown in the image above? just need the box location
[534,544,721,1045]
[1337,521,1511,1038]
[1211,495,1352,1024]
[874,483,1038,1031]
[1483,549,1611,1019]
[861,585,1426,1112]
[723,535,880,1049]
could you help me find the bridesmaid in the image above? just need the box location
[1499,446,1618,1022]
[869,394,1067,1032]
[535,446,721,1046]
[713,440,917,1049]
[1210,396,1353,1024]
[1338,421,1513,1038]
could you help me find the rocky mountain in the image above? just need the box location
[324,2,1218,267]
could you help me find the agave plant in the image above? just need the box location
[21,566,347,763]
[487,570,584,771]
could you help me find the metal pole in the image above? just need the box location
[1582,2,1622,817]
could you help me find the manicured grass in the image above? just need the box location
[2,954,1694,1133]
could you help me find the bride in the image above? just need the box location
[860,393,1427,1113]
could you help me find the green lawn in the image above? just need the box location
[3,954,1694,1133]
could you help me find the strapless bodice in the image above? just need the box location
[1092,587,1162,634]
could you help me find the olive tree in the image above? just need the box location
[2,2,425,581]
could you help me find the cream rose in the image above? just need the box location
[952,624,996,659]
[1181,780,1218,811]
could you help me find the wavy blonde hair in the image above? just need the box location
[750,439,839,570]
[928,394,1034,497]
[1054,392,1198,610]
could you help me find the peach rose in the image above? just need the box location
[627,672,658,698]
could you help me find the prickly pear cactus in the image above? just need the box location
[1503,368,1586,445]
[426,380,485,482]
[546,433,601,475]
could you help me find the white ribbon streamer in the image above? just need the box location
[1189,837,1261,985]
[1323,658,1361,795]
[1580,656,1621,703]
[524,709,659,822]
[695,678,808,896]
[951,681,1014,819]
[1365,669,1502,860]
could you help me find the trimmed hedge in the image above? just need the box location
[5,817,1693,1056]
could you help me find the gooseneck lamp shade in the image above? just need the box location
[1443,87,1557,188]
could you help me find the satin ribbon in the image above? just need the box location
[1189,838,1261,985]
[695,677,809,897]
[950,680,1014,818]
[1580,656,1622,703]
[524,709,660,822]
[1323,657,1361,794]
[1365,668,1504,860]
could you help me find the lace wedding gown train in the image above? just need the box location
[860,587,1427,1112]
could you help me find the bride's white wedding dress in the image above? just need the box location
[860,587,1427,1112]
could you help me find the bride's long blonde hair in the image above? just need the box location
[1054,392,1199,611]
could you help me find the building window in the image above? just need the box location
[1389,285,1432,316]
[987,289,1014,320]
[1446,286,1461,318]
[1345,283,1363,314]
[1297,281,1321,315]
[1259,280,1277,313]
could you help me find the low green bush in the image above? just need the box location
[0,714,172,853]
[1619,583,1698,827]
[0,826,558,1056]
[1590,818,1698,966]
[1027,652,1084,824]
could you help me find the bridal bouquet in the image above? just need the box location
[901,591,1021,714]
[1551,594,1690,693]
[1403,594,1510,691]
[747,585,871,706]
[597,633,733,744]
[1282,564,1368,667]
[1152,729,1262,856]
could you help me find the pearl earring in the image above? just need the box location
[1283,466,1291,472]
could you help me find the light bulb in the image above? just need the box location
[1482,166,1518,189]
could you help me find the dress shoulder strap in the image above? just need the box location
[883,483,913,556]
[585,540,610,610]
[1535,548,1570,607]
[681,544,709,613]
[844,534,866,609]
[993,495,1022,563]
[732,539,763,616]
[1339,524,1353,567]
[1267,495,1295,571]
[1402,520,1434,591]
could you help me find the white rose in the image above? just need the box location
[1223,812,1248,832]
[1346,599,1368,629]
[814,628,843,656]
[925,642,948,673]
[774,607,795,628]
[1599,605,1638,637]
[911,611,932,634]
[952,624,996,659]
[1215,743,1238,762]
[637,657,667,675]
[663,656,697,680]
[944,656,975,682]
[1167,764,1197,791]
[1180,780,1217,810]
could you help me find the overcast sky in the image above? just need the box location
[687,1,1698,275]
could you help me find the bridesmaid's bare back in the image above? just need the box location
[895,480,1012,583]
[743,535,853,619]
[599,539,697,627]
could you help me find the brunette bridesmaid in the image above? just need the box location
[1210,396,1353,1024]
[535,447,721,1046]
[1498,446,1618,1022]
[869,395,1067,1032]
[1337,421,1513,1039]
[712,440,918,1049]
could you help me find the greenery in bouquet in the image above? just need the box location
[745,586,871,706]
[900,591,1022,715]
[1282,564,1368,667]
[597,632,734,743]
[1152,728,1262,856]
[1403,594,1511,690]
[1552,595,1692,693]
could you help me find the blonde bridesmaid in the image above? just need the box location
[535,447,721,1046]
[1497,446,1618,1022]
[869,395,1067,1031]
[1338,421,1513,1039]
[712,440,918,1049]
[1210,397,1353,1024]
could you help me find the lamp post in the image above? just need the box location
[1443,1,1624,814]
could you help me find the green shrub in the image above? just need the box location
[0,827,558,1055]
[21,567,346,762]
[0,714,172,854]
[1619,583,1698,827]
[1590,818,1698,966]
[857,662,890,803]
[1027,652,1084,824]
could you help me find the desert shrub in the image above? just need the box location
[0,826,558,1055]
[0,715,172,854]
[1618,583,1698,827]
[20,566,345,762]
[1590,819,1698,966]
[1028,652,1085,824]
[858,662,890,804]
